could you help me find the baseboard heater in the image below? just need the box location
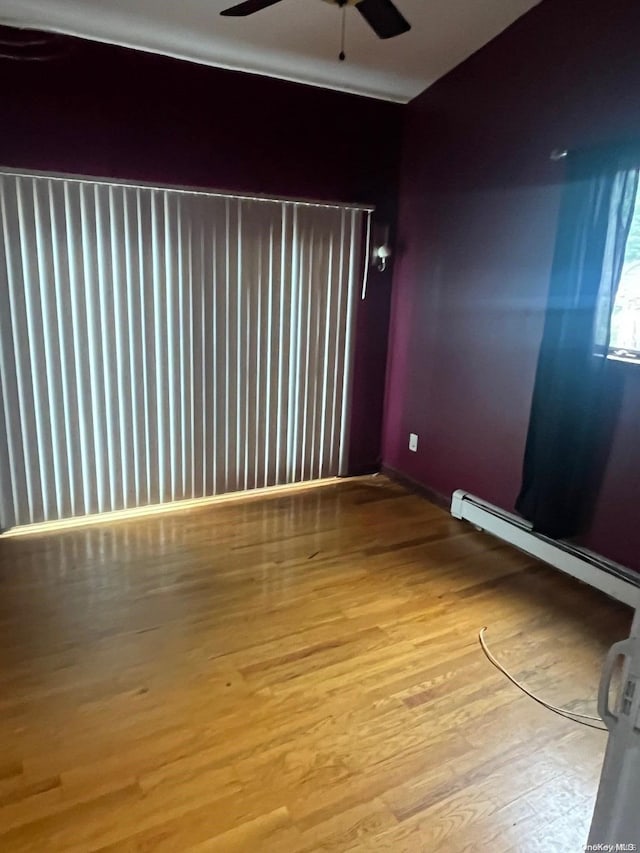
[451,490,640,609]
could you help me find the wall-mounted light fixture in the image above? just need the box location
[371,223,392,272]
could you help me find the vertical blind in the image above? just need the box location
[0,172,367,530]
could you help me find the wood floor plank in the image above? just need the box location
[0,475,631,850]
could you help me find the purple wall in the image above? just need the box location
[0,37,402,474]
[383,0,640,570]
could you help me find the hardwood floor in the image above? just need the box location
[0,476,631,852]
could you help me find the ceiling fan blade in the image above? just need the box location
[355,0,411,39]
[220,0,285,16]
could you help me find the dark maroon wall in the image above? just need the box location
[0,37,402,474]
[383,0,640,571]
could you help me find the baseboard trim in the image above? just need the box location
[381,465,450,510]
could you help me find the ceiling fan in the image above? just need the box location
[220,0,411,42]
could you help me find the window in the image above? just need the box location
[609,187,640,362]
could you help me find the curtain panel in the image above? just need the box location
[516,147,639,538]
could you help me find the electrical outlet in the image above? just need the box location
[409,433,418,452]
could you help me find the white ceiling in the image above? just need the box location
[0,0,540,102]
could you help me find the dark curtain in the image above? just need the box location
[516,149,639,539]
